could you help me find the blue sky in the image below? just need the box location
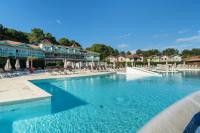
[1,0,200,52]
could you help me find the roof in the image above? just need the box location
[71,43,79,48]
[126,54,140,59]
[0,40,42,51]
[85,50,100,55]
[185,56,200,62]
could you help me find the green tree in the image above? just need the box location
[191,48,200,56]
[120,51,126,56]
[58,37,70,46]
[29,28,45,43]
[44,33,57,44]
[87,44,115,60]
[126,51,132,55]
[182,49,192,58]
[0,24,4,40]
[136,49,144,55]
[114,49,119,56]
[162,48,179,56]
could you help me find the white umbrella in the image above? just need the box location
[72,62,75,69]
[15,59,20,70]
[91,62,93,70]
[105,62,107,69]
[79,62,82,68]
[113,62,116,68]
[64,59,68,69]
[4,58,12,71]
[147,59,150,67]
[26,59,29,69]
[76,62,80,69]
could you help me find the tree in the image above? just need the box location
[126,51,132,55]
[114,49,119,56]
[44,33,57,44]
[87,44,116,60]
[136,49,144,55]
[191,48,200,56]
[120,51,126,56]
[182,49,192,58]
[58,37,70,46]
[29,28,45,43]
[162,48,179,56]
[0,24,4,40]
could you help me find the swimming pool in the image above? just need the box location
[1,72,200,133]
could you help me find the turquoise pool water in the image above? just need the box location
[1,72,200,133]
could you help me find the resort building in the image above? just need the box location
[0,40,100,70]
[39,42,100,68]
[185,56,200,65]
[106,56,117,63]
[126,54,144,62]
[0,40,44,58]
[160,55,182,62]
[0,40,45,69]
[149,55,160,62]
[169,55,182,62]
[117,56,126,62]
[160,55,169,62]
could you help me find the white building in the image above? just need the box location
[160,55,169,62]
[169,55,182,62]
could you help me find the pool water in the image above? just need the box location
[1,72,200,133]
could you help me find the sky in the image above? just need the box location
[1,0,200,52]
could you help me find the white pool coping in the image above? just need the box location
[0,71,115,106]
[139,90,200,133]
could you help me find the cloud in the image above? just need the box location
[56,19,62,24]
[119,33,132,38]
[152,33,170,39]
[177,29,190,34]
[162,44,193,49]
[117,44,128,49]
[176,34,200,43]
[175,31,200,43]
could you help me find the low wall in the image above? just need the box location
[139,91,200,133]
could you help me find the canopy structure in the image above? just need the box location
[15,59,20,70]
[4,58,12,71]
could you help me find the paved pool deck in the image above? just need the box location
[0,71,114,105]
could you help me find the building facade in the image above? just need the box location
[0,40,45,59]
[39,43,100,63]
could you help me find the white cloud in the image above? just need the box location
[117,44,128,49]
[152,33,169,39]
[163,44,193,49]
[56,19,62,24]
[175,31,200,43]
[177,29,190,34]
[176,35,200,43]
[119,33,132,38]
